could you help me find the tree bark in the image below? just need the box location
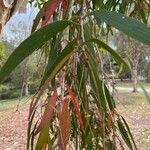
[146,69,150,83]
[24,81,29,96]
[132,66,138,92]
[0,0,27,36]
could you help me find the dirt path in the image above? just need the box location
[117,93,150,149]
[0,104,29,150]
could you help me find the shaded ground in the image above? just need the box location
[117,92,150,150]
[0,102,29,150]
[0,92,150,149]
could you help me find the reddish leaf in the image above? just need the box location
[66,84,84,131]
[75,0,82,4]
[42,143,47,150]
[34,90,57,135]
[107,113,112,131]
[42,0,62,26]
[62,0,69,17]
[59,99,71,149]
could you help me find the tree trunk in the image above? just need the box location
[146,69,150,83]
[132,66,138,92]
[23,79,29,96]
[23,59,30,96]
[0,0,27,35]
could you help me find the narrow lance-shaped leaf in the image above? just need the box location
[41,31,65,88]
[62,0,69,17]
[117,118,134,150]
[32,0,61,32]
[103,83,116,110]
[92,10,150,46]
[27,109,37,150]
[107,113,112,131]
[35,123,50,150]
[85,52,107,110]
[31,0,49,32]
[0,21,72,83]
[86,38,128,67]
[42,0,63,26]
[34,90,57,135]
[59,99,71,150]
[28,41,75,124]
[40,40,75,87]
[75,0,82,4]
[31,121,39,150]
[120,116,137,149]
[139,82,150,105]
[83,24,95,53]
[66,84,84,131]
[28,95,37,120]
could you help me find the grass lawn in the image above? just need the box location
[0,96,30,110]
[116,81,150,89]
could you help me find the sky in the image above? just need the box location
[3,4,38,43]
[2,3,116,49]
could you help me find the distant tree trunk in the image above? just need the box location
[132,65,138,92]
[146,69,150,83]
[24,80,29,96]
[23,58,30,96]
[130,44,141,93]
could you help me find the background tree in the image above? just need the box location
[139,49,150,83]
[0,42,5,67]
[0,0,27,35]
[114,32,149,92]
[1,13,46,97]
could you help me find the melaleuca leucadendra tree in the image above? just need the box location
[0,0,150,149]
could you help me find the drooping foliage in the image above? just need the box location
[0,0,150,149]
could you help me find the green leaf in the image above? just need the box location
[105,0,114,10]
[83,24,95,52]
[92,10,150,46]
[40,41,75,87]
[139,82,150,105]
[140,9,147,24]
[35,123,50,150]
[117,118,134,150]
[103,82,116,110]
[40,33,64,87]
[31,121,38,150]
[27,109,36,150]
[120,116,137,149]
[86,38,127,67]
[0,21,71,83]
[86,51,107,110]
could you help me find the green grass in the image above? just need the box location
[0,96,30,110]
[116,81,150,89]
[116,92,148,105]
